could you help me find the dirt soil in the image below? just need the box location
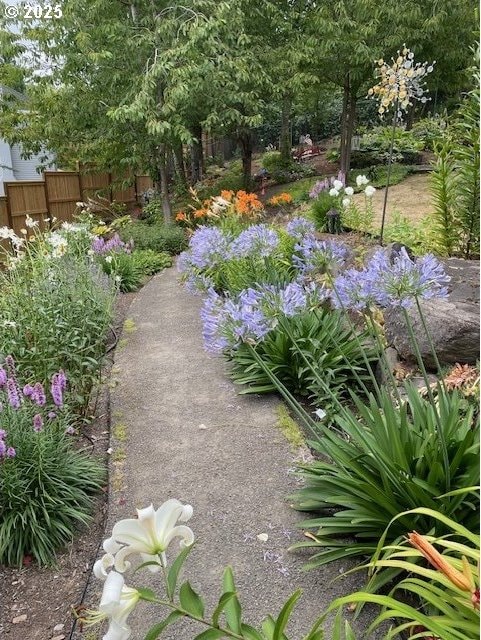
[0,292,136,640]
[353,173,432,227]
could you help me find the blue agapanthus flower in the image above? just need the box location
[229,224,279,259]
[286,217,316,240]
[200,280,328,353]
[332,248,450,310]
[294,237,350,274]
[375,248,450,308]
[181,226,231,270]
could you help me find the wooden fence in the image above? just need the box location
[0,170,153,236]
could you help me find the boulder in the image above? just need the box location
[384,258,480,369]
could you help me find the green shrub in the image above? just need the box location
[0,363,104,566]
[292,384,479,568]
[229,308,375,416]
[119,222,187,254]
[261,151,288,172]
[0,253,115,403]
[132,249,172,275]
[139,198,162,225]
[350,126,424,168]
[411,114,448,150]
[100,252,144,292]
[215,255,294,296]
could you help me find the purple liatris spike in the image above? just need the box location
[31,382,46,406]
[6,447,15,458]
[51,373,64,407]
[0,367,7,386]
[6,378,20,409]
[0,440,6,457]
[57,370,67,390]
[48,411,57,419]
[4,355,16,376]
[0,429,6,439]
[33,414,44,432]
[23,384,34,397]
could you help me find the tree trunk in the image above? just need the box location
[158,143,172,223]
[238,130,253,190]
[279,96,292,163]
[339,75,356,176]
[190,123,204,184]
[172,141,187,186]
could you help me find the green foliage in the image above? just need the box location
[0,253,115,402]
[195,161,245,200]
[215,256,293,297]
[309,191,336,230]
[364,164,413,188]
[351,127,423,168]
[0,423,104,566]
[430,143,458,256]
[228,309,375,416]
[328,507,479,640]
[429,76,480,258]
[132,249,172,275]
[292,384,479,568]
[119,222,187,255]
[140,199,163,225]
[382,212,436,255]
[411,114,449,151]
[261,151,288,172]
[100,252,144,292]
[279,177,319,203]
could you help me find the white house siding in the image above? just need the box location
[0,140,15,196]
[0,142,56,196]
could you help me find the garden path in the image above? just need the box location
[102,266,377,639]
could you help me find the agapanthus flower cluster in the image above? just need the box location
[369,45,435,119]
[201,280,327,353]
[333,248,450,310]
[92,233,133,256]
[294,237,350,275]
[0,430,15,460]
[179,226,230,271]
[286,217,316,240]
[228,224,279,259]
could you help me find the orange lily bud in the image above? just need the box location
[408,532,472,591]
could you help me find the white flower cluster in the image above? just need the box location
[329,175,376,210]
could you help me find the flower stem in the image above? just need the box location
[415,297,446,388]
[401,307,450,489]
[366,309,403,406]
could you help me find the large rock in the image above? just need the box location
[384,258,480,368]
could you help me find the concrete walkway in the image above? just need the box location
[105,267,375,639]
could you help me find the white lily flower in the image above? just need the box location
[344,186,354,196]
[100,500,194,575]
[329,188,339,197]
[342,197,351,208]
[84,571,139,640]
[315,408,326,420]
[25,215,38,228]
[333,179,343,191]
[105,255,113,264]
[356,175,369,187]
[364,185,376,197]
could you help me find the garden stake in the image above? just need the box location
[379,99,399,246]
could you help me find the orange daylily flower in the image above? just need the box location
[408,532,473,591]
[193,209,206,219]
[220,190,234,201]
[175,212,186,222]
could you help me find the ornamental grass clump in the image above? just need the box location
[0,356,104,566]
